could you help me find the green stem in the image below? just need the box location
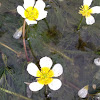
[27,37,37,60]
[44,85,48,100]
[0,87,32,100]
[26,26,37,61]
[77,16,83,31]
[43,18,50,31]
[45,85,48,95]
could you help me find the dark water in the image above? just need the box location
[0,0,100,100]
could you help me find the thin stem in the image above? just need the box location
[22,19,29,61]
[44,85,48,100]
[0,87,32,100]
[0,42,20,56]
[43,18,50,31]
[26,26,37,60]
[45,85,48,95]
[77,16,83,31]
[27,37,37,60]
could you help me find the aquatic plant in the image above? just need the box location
[16,0,48,61]
[26,56,63,91]
[17,0,47,25]
[77,0,100,30]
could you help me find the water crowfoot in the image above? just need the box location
[17,0,48,25]
[26,56,63,91]
[79,0,100,25]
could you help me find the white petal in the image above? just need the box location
[48,79,62,90]
[91,6,100,14]
[39,56,53,68]
[23,0,35,9]
[86,15,95,25]
[34,0,46,11]
[25,19,37,25]
[29,82,44,91]
[17,6,25,18]
[94,58,100,66]
[52,64,63,77]
[83,0,93,6]
[78,85,88,98]
[13,26,22,39]
[27,62,39,77]
[37,10,47,20]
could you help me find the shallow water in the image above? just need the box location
[0,0,100,100]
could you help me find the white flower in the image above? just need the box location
[78,85,88,98]
[27,56,63,91]
[17,0,48,25]
[94,58,100,66]
[79,0,100,25]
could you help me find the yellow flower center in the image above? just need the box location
[36,67,54,85]
[79,5,92,17]
[24,6,39,21]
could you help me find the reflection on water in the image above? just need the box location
[0,0,100,100]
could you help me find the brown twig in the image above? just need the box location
[0,42,21,57]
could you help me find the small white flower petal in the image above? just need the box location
[91,6,100,14]
[25,19,37,25]
[52,64,63,77]
[13,26,22,39]
[17,6,25,18]
[48,79,62,90]
[94,58,100,66]
[23,0,35,9]
[29,82,44,91]
[39,56,53,68]
[34,0,46,11]
[78,85,88,98]
[27,62,39,77]
[86,15,95,25]
[83,0,93,6]
[37,10,47,20]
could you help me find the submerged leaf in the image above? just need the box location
[0,75,4,85]
[2,53,7,67]
[0,67,4,79]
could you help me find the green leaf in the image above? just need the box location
[0,67,4,79]
[2,53,7,67]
